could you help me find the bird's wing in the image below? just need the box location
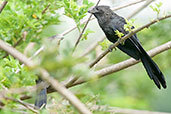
[110,22,141,60]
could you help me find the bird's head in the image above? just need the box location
[88,5,114,23]
[88,5,112,16]
[88,5,110,13]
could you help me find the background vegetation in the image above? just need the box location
[0,0,170,113]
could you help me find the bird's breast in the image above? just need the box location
[101,26,118,43]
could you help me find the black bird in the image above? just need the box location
[88,5,166,89]
[35,78,47,108]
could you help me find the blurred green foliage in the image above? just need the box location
[0,0,170,113]
[0,0,60,45]
[61,0,94,31]
[99,39,112,50]
[150,2,163,17]
[94,19,171,112]
[0,0,94,113]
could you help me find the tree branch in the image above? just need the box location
[42,4,50,14]
[45,41,171,92]
[95,41,171,78]
[127,0,155,19]
[65,41,171,88]
[39,68,92,114]
[15,46,45,74]
[0,39,34,67]
[111,0,147,11]
[0,39,92,114]
[89,14,171,68]
[4,97,39,114]
[0,0,8,13]
[0,82,48,100]
[2,31,28,58]
[80,37,105,57]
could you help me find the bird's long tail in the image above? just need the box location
[35,78,47,108]
[139,46,166,89]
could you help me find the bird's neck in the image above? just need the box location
[95,14,111,26]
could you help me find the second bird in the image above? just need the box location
[88,5,166,89]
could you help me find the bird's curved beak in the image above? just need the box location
[88,7,98,14]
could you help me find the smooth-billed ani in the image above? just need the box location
[35,78,47,108]
[88,5,166,89]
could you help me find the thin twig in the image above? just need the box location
[89,14,171,68]
[73,14,93,52]
[65,76,79,88]
[42,4,50,14]
[0,82,47,108]
[0,0,8,13]
[80,37,105,57]
[0,82,48,100]
[4,97,39,114]
[15,36,63,74]
[112,0,146,11]
[73,0,101,52]
[15,46,45,74]
[14,32,27,47]
[127,0,155,19]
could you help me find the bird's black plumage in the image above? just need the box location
[88,5,166,89]
[35,78,47,108]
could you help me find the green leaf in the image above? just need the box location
[99,39,111,50]
[81,28,94,41]
[115,30,124,38]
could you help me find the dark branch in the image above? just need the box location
[0,0,8,13]
[42,4,50,14]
